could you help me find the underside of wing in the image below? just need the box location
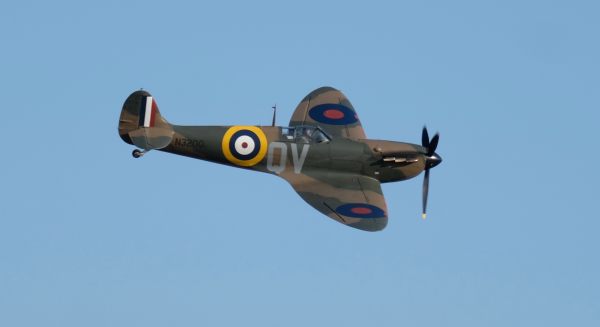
[281,171,388,231]
[289,87,366,140]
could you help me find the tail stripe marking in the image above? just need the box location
[143,96,154,127]
[138,96,147,126]
[149,98,157,127]
[138,96,155,127]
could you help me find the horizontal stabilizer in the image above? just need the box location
[129,126,173,151]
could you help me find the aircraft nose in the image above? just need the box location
[426,152,442,169]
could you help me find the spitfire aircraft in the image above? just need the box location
[118,87,442,231]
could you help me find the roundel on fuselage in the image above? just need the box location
[221,126,268,167]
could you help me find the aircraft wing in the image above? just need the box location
[289,87,367,139]
[282,171,388,231]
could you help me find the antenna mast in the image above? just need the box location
[271,104,277,126]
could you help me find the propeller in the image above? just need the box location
[421,126,442,219]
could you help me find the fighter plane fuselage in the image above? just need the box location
[158,125,427,183]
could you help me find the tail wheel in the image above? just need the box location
[132,149,144,158]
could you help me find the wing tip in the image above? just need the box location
[348,218,388,232]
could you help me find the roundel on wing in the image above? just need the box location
[222,126,268,167]
[335,203,386,219]
[308,104,358,125]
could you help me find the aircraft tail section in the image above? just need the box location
[118,90,174,151]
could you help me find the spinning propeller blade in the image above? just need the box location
[422,169,430,219]
[421,126,442,219]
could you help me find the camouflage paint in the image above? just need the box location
[118,87,439,231]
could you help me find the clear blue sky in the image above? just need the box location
[1,1,598,326]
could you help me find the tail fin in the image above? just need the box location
[118,90,174,150]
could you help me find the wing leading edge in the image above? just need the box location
[282,171,388,231]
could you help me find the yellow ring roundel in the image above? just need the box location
[221,126,268,167]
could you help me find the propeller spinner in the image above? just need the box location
[421,126,442,219]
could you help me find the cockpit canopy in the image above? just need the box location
[282,125,331,144]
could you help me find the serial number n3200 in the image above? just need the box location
[173,138,204,149]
